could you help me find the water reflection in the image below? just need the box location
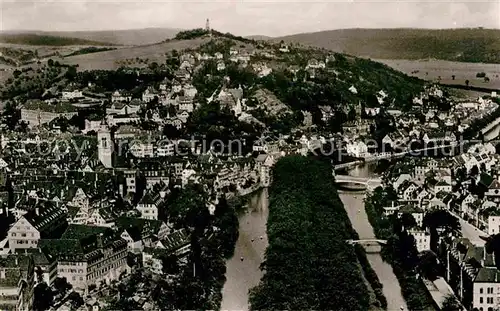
[221,188,269,311]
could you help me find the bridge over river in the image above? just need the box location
[346,239,388,253]
[334,141,462,171]
[338,163,408,311]
[334,174,382,191]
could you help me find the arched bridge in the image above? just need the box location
[346,239,388,246]
[346,239,387,253]
[334,175,382,190]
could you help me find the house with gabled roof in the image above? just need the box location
[398,180,419,201]
[7,202,68,252]
[115,216,171,241]
[485,179,500,201]
[393,174,412,191]
[106,99,142,116]
[142,87,158,103]
[142,229,191,274]
[136,185,167,220]
[111,90,132,103]
[120,226,144,254]
[40,224,128,293]
[434,180,452,194]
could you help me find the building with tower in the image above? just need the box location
[206,18,212,36]
[97,122,113,168]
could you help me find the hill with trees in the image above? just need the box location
[249,156,371,310]
[0,28,181,46]
[0,33,115,46]
[274,28,500,64]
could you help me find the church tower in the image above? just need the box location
[97,122,113,168]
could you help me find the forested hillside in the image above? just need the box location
[275,28,500,63]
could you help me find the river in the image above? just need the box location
[220,188,269,311]
[221,164,408,311]
[339,163,408,311]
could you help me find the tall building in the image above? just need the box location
[206,18,212,37]
[97,122,113,168]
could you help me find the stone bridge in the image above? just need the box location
[334,175,382,191]
[346,239,388,253]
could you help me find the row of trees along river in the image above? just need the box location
[221,156,408,310]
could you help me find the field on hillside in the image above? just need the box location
[60,37,211,71]
[378,59,500,91]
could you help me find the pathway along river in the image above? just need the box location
[220,164,407,311]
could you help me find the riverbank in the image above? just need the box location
[220,188,269,311]
[249,156,371,310]
[364,188,437,310]
[339,192,408,311]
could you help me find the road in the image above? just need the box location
[220,188,269,311]
[339,191,408,311]
[453,212,488,246]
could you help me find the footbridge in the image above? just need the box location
[346,239,387,253]
[334,175,382,190]
[346,239,388,246]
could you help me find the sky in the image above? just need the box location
[1,0,499,37]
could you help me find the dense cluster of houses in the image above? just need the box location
[0,102,330,310]
[375,139,500,310]
[344,86,498,158]
[7,34,500,310]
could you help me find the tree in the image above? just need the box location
[68,292,84,308]
[486,234,500,268]
[400,213,417,231]
[33,282,54,311]
[65,66,77,81]
[476,72,486,78]
[2,101,20,130]
[53,277,72,295]
[423,210,461,251]
[160,254,180,275]
[470,165,479,176]
[347,107,357,121]
[47,59,54,67]
[465,80,470,87]
[416,251,441,281]
[451,75,455,80]
[441,294,462,311]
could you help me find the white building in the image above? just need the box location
[488,216,500,235]
[62,89,83,100]
[346,141,368,158]
[409,230,431,252]
[130,140,155,158]
[111,91,132,103]
[97,124,113,168]
[156,142,175,157]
